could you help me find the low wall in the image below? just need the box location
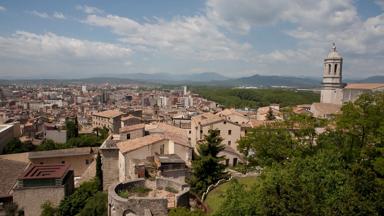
[108,178,190,216]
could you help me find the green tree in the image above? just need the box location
[189,129,228,196]
[58,180,98,216]
[41,201,58,216]
[66,117,79,140]
[37,139,59,151]
[169,207,205,216]
[77,192,107,216]
[266,107,276,121]
[96,151,103,191]
[2,138,35,154]
[237,126,294,166]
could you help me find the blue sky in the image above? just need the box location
[0,0,383,79]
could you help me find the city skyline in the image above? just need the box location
[0,0,383,79]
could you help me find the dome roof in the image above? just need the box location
[326,43,342,59]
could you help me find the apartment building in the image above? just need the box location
[92,110,123,133]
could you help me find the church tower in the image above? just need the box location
[320,43,345,104]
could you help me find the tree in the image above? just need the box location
[189,129,228,196]
[169,207,205,216]
[96,151,103,191]
[215,93,384,216]
[37,139,58,151]
[77,192,107,216]
[58,180,99,216]
[41,201,58,216]
[237,126,294,166]
[2,138,35,154]
[266,107,276,121]
[66,117,79,140]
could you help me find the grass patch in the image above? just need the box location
[165,186,179,193]
[204,176,257,215]
[118,186,152,198]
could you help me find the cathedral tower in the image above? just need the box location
[320,43,345,104]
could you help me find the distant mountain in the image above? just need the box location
[214,74,321,88]
[356,76,384,83]
[110,72,229,82]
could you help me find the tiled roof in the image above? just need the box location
[146,123,190,148]
[19,163,70,180]
[0,159,28,195]
[93,110,123,118]
[117,134,166,154]
[119,123,145,133]
[344,83,384,90]
[311,103,342,115]
[28,147,96,159]
[192,112,223,126]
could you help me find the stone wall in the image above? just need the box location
[108,178,190,216]
[13,186,65,216]
[101,148,119,190]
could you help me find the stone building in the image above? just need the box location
[108,178,190,216]
[100,123,192,190]
[92,110,123,133]
[12,164,74,216]
[190,112,245,166]
[28,147,97,178]
[320,43,384,105]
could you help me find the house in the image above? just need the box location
[92,110,123,133]
[191,112,244,166]
[0,159,29,207]
[28,147,97,178]
[12,164,74,216]
[118,123,145,141]
[121,115,142,127]
[100,123,193,189]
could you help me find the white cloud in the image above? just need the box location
[0,31,132,60]
[0,5,6,11]
[376,0,384,10]
[53,12,66,20]
[76,5,103,14]
[84,14,251,61]
[29,10,67,20]
[30,10,50,19]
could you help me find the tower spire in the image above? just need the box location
[332,43,336,52]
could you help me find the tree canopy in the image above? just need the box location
[216,93,384,216]
[189,129,228,196]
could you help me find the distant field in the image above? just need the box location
[204,176,257,215]
[192,87,319,109]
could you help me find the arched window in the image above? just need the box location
[328,64,331,74]
[334,64,338,74]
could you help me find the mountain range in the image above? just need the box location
[1,72,383,88]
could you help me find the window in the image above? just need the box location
[228,140,231,145]
[233,158,238,166]
[127,133,131,140]
[328,64,331,74]
[40,162,44,164]
[228,130,232,135]
[189,130,191,134]
[334,64,338,74]
[160,144,164,155]
[85,159,90,165]
[223,121,226,124]
[225,159,229,166]
[61,161,65,164]
[218,130,220,135]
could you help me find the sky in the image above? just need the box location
[0,0,383,79]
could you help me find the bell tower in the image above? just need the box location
[320,43,345,104]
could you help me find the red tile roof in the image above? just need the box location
[19,164,70,180]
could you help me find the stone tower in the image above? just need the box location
[320,43,345,104]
